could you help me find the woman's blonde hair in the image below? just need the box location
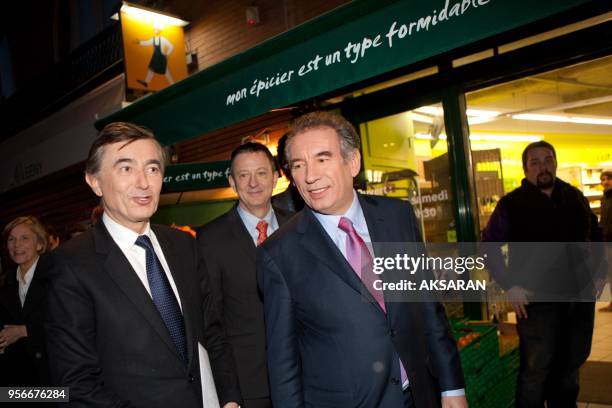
[3,216,48,255]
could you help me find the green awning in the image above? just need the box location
[95,0,594,145]
[162,161,231,193]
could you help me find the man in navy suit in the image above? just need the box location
[45,122,241,407]
[257,111,466,408]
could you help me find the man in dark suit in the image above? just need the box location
[257,112,466,408]
[198,142,293,408]
[271,133,305,213]
[45,122,241,407]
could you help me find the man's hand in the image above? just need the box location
[442,395,468,408]
[223,403,239,408]
[0,325,27,348]
[506,286,530,319]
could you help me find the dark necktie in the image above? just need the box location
[135,235,188,364]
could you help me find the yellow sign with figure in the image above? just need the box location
[120,7,188,91]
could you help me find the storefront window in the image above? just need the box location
[465,55,612,234]
[358,104,457,243]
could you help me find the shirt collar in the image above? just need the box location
[102,213,152,251]
[236,204,275,228]
[313,190,365,232]
[16,256,39,285]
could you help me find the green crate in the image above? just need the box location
[453,323,514,407]
[455,324,499,375]
[500,348,520,374]
[479,366,518,408]
[449,316,469,330]
[465,357,505,404]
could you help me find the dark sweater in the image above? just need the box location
[482,178,601,297]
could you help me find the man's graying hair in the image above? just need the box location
[85,122,167,175]
[286,111,360,163]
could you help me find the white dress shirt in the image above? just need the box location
[103,214,224,406]
[312,191,465,398]
[17,257,38,307]
[102,213,182,311]
[236,205,279,246]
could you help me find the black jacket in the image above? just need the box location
[0,255,52,387]
[196,204,293,400]
[601,189,612,242]
[45,222,241,407]
[483,178,602,296]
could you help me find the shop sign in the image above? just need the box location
[162,161,231,193]
[410,189,450,205]
[97,0,594,145]
[120,7,188,92]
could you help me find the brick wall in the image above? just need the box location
[174,0,350,71]
[176,109,294,163]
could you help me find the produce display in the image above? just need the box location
[451,319,520,408]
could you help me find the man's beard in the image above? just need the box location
[536,171,555,189]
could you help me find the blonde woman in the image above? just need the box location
[0,216,50,386]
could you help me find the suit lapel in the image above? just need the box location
[152,225,197,369]
[22,255,50,317]
[274,206,293,226]
[298,208,381,310]
[359,194,410,321]
[227,205,256,262]
[358,194,391,247]
[0,274,22,321]
[21,276,45,318]
[95,223,186,372]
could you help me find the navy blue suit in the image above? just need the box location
[257,194,464,408]
[45,222,241,407]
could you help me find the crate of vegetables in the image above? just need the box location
[454,324,498,375]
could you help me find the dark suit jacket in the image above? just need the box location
[257,194,464,408]
[197,204,293,400]
[0,256,51,387]
[45,221,241,408]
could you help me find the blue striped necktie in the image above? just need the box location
[135,235,188,364]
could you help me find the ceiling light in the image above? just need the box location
[466,108,500,118]
[415,133,447,140]
[415,106,500,118]
[512,113,612,126]
[414,133,542,142]
[469,133,543,142]
[415,106,443,116]
[111,3,189,27]
[410,113,434,124]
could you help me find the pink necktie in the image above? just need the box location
[338,217,384,311]
[337,217,408,387]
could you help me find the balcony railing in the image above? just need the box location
[0,23,124,141]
